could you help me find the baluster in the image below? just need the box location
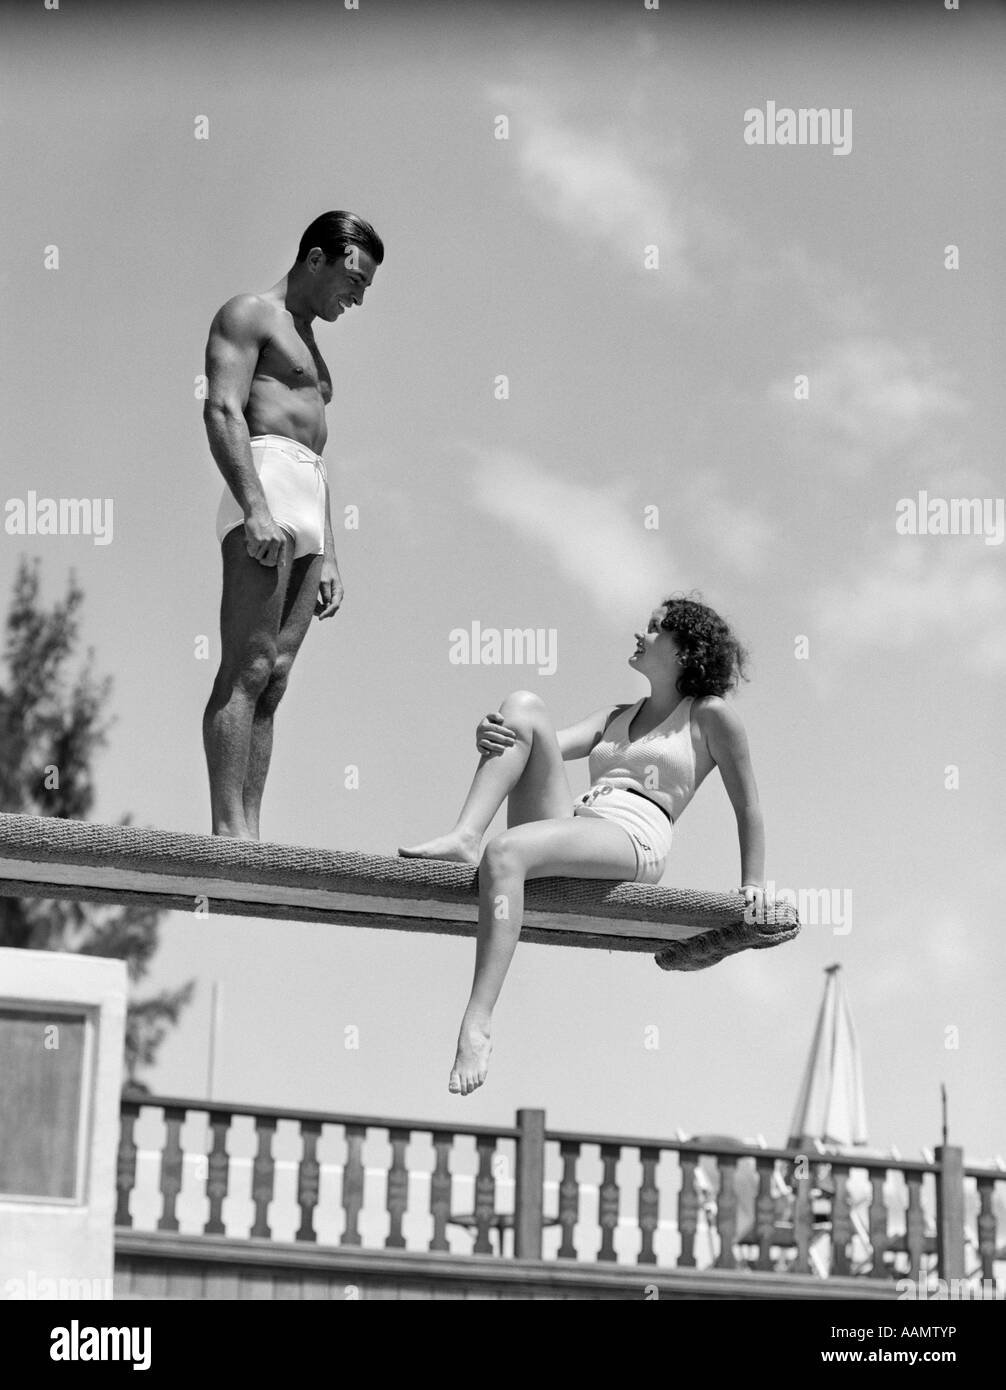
[429,1133,452,1252]
[753,1158,776,1271]
[157,1106,185,1233]
[341,1123,365,1247]
[115,1102,139,1228]
[472,1136,496,1255]
[205,1110,230,1236]
[637,1147,659,1266]
[250,1116,276,1239]
[557,1141,580,1260]
[296,1119,321,1243]
[791,1168,812,1275]
[905,1172,925,1279]
[976,1178,996,1280]
[868,1170,889,1278]
[385,1127,410,1250]
[677,1153,699,1268]
[831,1166,853,1276]
[714,1157,738,1269]
[598,1143,621,1263]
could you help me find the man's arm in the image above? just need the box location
[203,295,287,567]
[315,481,344,619]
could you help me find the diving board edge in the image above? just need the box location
[0,877,673,954]
[0,813,800,958]
[0,853,709,947]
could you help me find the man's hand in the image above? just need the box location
[315,559,344,619]
[244,511,287,567]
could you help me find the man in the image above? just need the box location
[202,211,383,837]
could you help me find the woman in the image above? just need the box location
[400,596,765,1096]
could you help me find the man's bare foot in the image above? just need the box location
[448,1021,493,1096]
[398,829,480,865]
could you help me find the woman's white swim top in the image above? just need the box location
[587,696,714,821]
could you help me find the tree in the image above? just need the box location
[0,558,193,1090]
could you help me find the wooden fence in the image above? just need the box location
[115,1095,1004,1285]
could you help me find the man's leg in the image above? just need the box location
[203,528,296,837]
[242,551,324,839]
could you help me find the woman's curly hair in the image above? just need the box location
[660,594,749,698]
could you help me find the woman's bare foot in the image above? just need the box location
[448,1020,493,1096]
[398,829,481,864]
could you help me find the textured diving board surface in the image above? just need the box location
[0,814,800,971]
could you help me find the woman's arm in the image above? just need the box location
[476,703,626,760]
[696,699,765,889]
[556,705,627,761]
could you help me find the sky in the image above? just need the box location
[1,0,1004,1169]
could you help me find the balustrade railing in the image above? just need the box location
[116,1095,522,1255]
[967,1163,1006,1282]
[115,1094,1005,1286]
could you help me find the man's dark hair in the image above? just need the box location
[296,211,384,267]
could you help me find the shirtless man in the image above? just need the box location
[202,211,383,837]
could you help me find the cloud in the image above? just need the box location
[490,84,734,294]
[676,472,774,578]
[467,447,682,625]
[765,333,998,673]
[769,336,970,474]
[860,900,1002,1007]
[773,244,880,336]
[813,539,1006,673]
[488,87,896,338]
[465,447,777,627]
[922,912,978,986]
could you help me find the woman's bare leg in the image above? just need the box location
[399,690,572,862]
[450,815,639,1096]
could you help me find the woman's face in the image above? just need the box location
[628,607,681,676]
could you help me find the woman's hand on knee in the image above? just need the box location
[476,712,517,756]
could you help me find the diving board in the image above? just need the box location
[0,814,800,971]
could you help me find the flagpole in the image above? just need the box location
[207,980,222,1101]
